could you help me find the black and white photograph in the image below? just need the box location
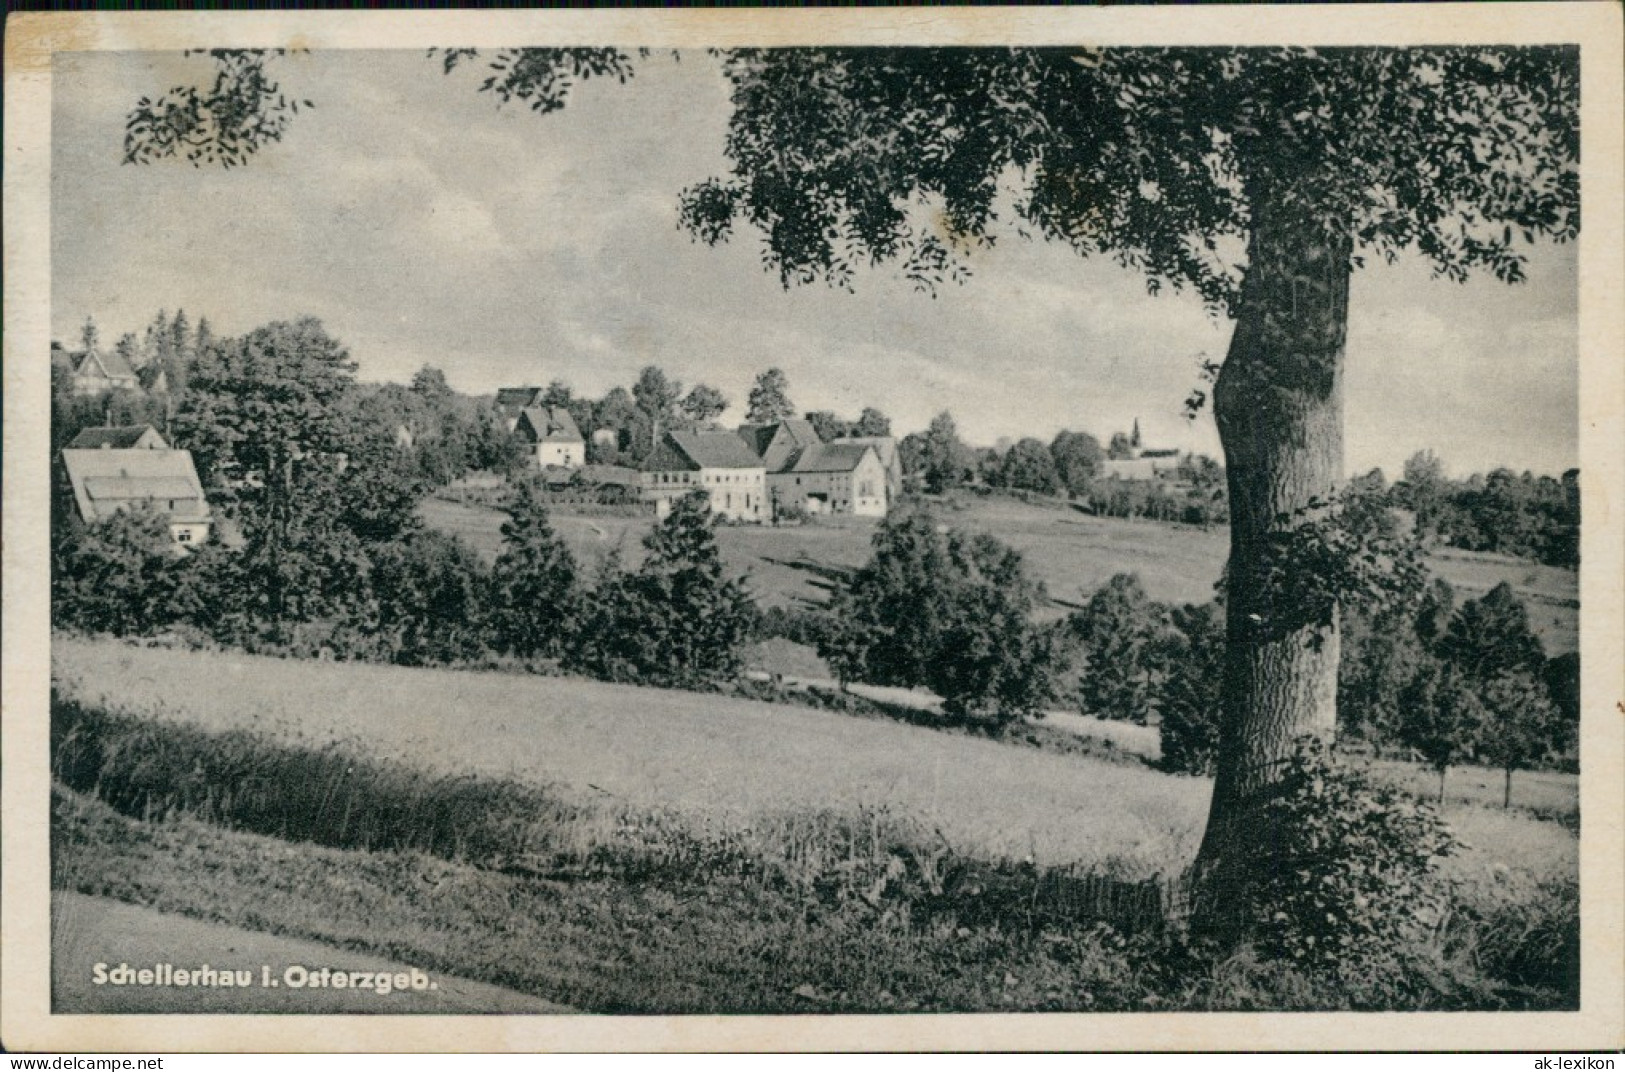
[3,6,1622,1054]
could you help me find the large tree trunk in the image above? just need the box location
[1191,199,1352,928]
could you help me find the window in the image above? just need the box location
[175,530,193,543]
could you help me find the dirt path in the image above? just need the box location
[52,892,571,1014]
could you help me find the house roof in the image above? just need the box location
[515,406,583,444]
[737,419,822,472]
[841,435,899,470]
[648,430,767,472]
[785,442,877,474]
[73,347,138,384]
[67,425,169,451]
[496,386,543,408]
[60,448,212,524]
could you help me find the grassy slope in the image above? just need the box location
[418,494,1578,651]
[52,636,1575,887]
[53,637,1211,874]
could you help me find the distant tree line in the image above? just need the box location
[892,411,1226,527]
[1387,450,1579,568]
[888,409,1577,560]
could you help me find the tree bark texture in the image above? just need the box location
[1192,199,1352,924]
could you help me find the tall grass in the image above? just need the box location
[51,695,1184,935]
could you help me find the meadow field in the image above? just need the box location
[52,636,1576,885]
[52,636,1214,872]
[418,494,1579,651]
[49,636,1580,1011]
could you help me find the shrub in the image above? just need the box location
[51,507,186,636]
[755,605,834,647]
[1245,739,1462,968]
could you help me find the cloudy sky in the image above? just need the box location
[52,50,1578,477]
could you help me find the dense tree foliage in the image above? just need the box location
[1049,430,1104,496]
[990,437,1063,496]
[51,507,190,636]
[1156,600,1227,776]
[368,530,492,667]
[909,412,975,495]
[1393,453,1579,567]
[1397,660,1488,803]
[1067,573,1172,724]
[820,508,1060,729]
[681,383,730,425]
[487,480,581,659]
[1437,582,1548,683]
[567,492,757,688]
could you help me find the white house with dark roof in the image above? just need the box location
[641,430,767,522]
[839,435,901,505]
[514,406,585,469]
[771,441,889,518]
[59,444,213,548]
[737,420,892,518]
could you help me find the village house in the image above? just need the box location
[839,435,902,505]
[770,441,889,518]
[641,430,767,522]
[737,420,896,518]
[514,406,586,469]
[59,428,213,548]
[53,343,141,396]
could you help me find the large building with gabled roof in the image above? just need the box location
[770,441,889,518]
[641,430,767,522]
[514,405,585,469]
[737,420,893,518]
